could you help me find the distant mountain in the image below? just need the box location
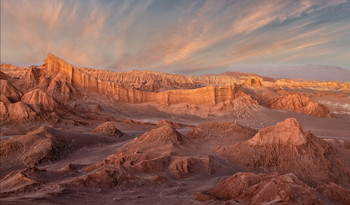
[232,65,350,82]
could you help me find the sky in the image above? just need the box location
[1,0,350,75]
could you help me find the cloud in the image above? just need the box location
[1,0,349,71]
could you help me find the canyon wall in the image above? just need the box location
[42,53,246,106]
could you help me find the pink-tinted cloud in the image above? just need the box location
[1,0,349,72]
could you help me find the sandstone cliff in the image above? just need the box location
[80,68,258,92]
[42,53,253,107]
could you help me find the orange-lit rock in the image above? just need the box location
[0,80,23,102]
[196,172,321,204]
[215,118,349,186]
[21,89,57,112]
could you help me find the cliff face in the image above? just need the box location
[80,68,258,92]
[42,53,249,106]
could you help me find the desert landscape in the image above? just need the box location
[0,53,349,204]
[2,0,350,204]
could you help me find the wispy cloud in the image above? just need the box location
[1,0,349,71]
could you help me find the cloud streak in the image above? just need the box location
[1,0,350,73]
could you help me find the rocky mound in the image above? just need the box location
[65,166,139,188]
[248,118,307,146]
[316,182,350,205]
[0,126,65,172]
[0,102,37,122]
[215,118,349,186]
[136,125,188,145]
[0,168,41,195]
[194,172,321,204]
[187,121,257,139]
[92,122,124,137]
[0,80,23,102]
[263,92,332,118]
[21,89,57,112]
[82,126,222,183]
[243,77,262,88]
[156,120,184,129]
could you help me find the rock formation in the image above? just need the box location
[135,125,188,145]
[187,121,257,139]
[215,118,349,186]
[0,80,23,102]
[83,125,221,182]
[0,102,37,122]
[156,120,185,129]
[21,89,57,112]
[261,91,332,118]
[316,182,350,205]
[92,122,124,137]
[41,53,254,107]
[243,77,263,88]
[0,126,65,172]
[195,172,322,204]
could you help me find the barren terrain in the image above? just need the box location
[1,53,350,204]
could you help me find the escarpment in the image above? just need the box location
[42,53,253,106]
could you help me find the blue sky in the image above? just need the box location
[1,0,350,74]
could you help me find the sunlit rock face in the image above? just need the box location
[42,53,254,106]
[215,118,349,187]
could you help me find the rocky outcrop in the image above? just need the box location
[0,126,65,171]
[187,121,257,139]
[81,68,259,92]
[0,102,36,122]
[0,80,23,102]
[262,91,332,118]
[316,182,350,205]
[42,53,254,107]
[0,168,40,195]
[135,125,188,145]
[215,118,349,186]
[21,89,57,112]
[243,77,262,88]
[83,125,222,182]
[195,172,322,204]
[156,120,184,129]
[0,64,27,78]
[92,122,124,137]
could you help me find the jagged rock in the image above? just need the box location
[92,122,124,137]
[156,120,184,129]
[0,101,9,119]
[316,182,350,205]
[42,53,254,107]
[0,64,27,78]
[215,118,349,186]
[135,125,188,145]
[243,77,262,87]
[187,121,257,139]
[0,80,23,102]
[248,118,307,146]
[262,92,332,118]
[0,94,11,104]
[3,102,37,121]
[196,172,322,204]
[65,166,139,188]
[21,89,57,112]
[0,126,65,171]
[0,168,40,194]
